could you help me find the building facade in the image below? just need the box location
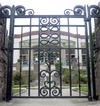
[13,31,87,71]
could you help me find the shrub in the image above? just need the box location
[55,62,62,71]
[62,68,69,83]
[13,70,36,85]
[13,70,24,85]
[62,68,88,84]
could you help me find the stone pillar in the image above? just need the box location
[0,18,8,101]
[95,19,100,100]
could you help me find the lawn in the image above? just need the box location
[12,89,20,94]
[73,87,88,92]
[62,83,87,87]
[12,89,25,94]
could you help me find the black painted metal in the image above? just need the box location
[0,4,99,101]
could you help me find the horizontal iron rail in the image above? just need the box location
[11,47,86,50]
[1,15,85,18]
[12,96,88,98]
[14,25,85,27]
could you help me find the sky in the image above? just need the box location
[0,0,100,15]
[0,0,100,35]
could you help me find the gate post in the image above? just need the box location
[84,6,92,101]
[87,5,96,100]
[6,5,15,102]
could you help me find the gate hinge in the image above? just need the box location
[84,18,91,21]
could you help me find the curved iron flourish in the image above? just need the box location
[0,5,12,16]
[64,5,85,15]
[15,5,34,15]
[0,5,34,16]
[89,5,100,17]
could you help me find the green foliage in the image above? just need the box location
[13,69,36,85]
[62,68,88,84]
[62,68,69,83]
[13,70,23,85]
[55,62,62,71]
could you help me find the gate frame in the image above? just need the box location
[0,4,98,101]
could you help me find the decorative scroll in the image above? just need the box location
[1,5,100,18]
[64,5,85,16]
[0,6,12,16]
[40,70,60,97]
[0,5,34,16]
[89,5,100,17]
[15,5,34,15]
[40,17,60,46]
[40,17,59,25]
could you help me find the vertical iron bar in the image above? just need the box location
[6,5,15,101]
[28,18,32,97]
[49,17,51,97]
[19,27,23,96]
[38,18,41,97]
[67,18,72,96]
[76,27,81,96]
[59,17,62,96]
[88,16,96,100]
[49,48,51,97]
[84,6,92,100]
[3,19,7,48]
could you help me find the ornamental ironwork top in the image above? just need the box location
[0,5,100,17]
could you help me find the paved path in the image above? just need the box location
[0,98,100,106]
[0,88,100,106]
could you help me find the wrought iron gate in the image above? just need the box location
[0,5,99,101]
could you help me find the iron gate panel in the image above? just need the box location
[0,5,99,101]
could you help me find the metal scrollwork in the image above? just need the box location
[74,5,84,15]
[40,70,49,78]
[15,6,34,15]
[52,70,60,77]
[64,9,73,15]
[39,17,60,97]
[25,9,34,15]
[52,87,60,96]
[40,87,48,97]
[0,6,12,16]
[40,17,49,25]
[50,17,59,25]
[15,5,25,15]
[64,5,85,16]
[0,5,34,16]
[89,5,100,17]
